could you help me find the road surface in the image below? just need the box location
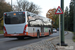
[0,31,67,50]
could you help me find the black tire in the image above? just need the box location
[48,30,50,36]
[37,30,40,38]
[17,37,24,40]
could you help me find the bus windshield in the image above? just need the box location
[4,12,25,24]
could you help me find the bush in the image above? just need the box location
[0,20,3,30]
[73,32,75,42]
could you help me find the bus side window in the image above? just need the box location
[27,12,30,17]
[27,12,30,21]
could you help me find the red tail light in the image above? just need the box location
[23,12,25,14]
[4,13,6,15]
[23,31,25,33]
[23,25,28,33]
[4,26,7,34]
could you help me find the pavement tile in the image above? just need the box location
[9,31,69,50]
[9,40,57,50]
[51,32,75,50]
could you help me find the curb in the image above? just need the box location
[9,31,69,50]
[46,31,69,50]
[47,31,69,41]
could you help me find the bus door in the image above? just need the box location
[41,27,44,36]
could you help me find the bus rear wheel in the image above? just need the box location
[17,37,24,40]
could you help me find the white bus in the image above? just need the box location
[3,11,52,39]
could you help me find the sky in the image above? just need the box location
[5,0,71,17]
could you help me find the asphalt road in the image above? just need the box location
[0,31,67,50]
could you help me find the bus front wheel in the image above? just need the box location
[48,30,50,36]
[37,30,40,38]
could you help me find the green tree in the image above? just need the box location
[53,15,59,28]
[46,8,59,28]
[68,0,74,31]
[0,1,12,29]
[64,7,69,30]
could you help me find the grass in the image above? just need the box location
[73,39,75,42]
[0,30,4,34]
[72,32,75,42]
[73,36,75,42]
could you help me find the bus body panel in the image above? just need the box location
[28,27,41,33]
[3,11,52,38]
[4,24,25,34]
[28,27,41,37]
[44,27,51,36]
[3,11,26,37]
[44,27,51,32]
[28,27,51,37]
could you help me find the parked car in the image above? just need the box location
[57,28,59,31]
[53,28,57,33]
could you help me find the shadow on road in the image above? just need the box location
[5,36,50,42]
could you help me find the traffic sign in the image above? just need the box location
[55,6,63,46]
[55,6,63,14]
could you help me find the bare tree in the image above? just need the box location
[26,2,40,14]
[0,0,5,2]
[21,0,29,11]
[13,0,41,14]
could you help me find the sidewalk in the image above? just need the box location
[9,31,74,50]
[9,38,57,50]
[51,32,75,50]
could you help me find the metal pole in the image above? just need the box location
[61,0,67,46]
[59,14,61,46]
[11,0,12,10]
[67,12,68,31]
[74,0,75,33]
[61,0,64,44]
